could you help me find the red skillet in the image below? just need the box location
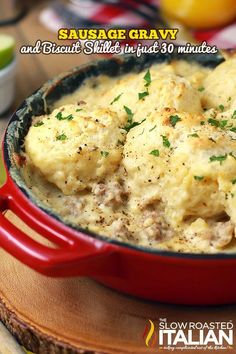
[0,53,235,305]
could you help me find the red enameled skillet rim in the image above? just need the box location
[3,52,236,261]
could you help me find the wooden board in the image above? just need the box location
[0,213,236,354]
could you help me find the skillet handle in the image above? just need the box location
[0,180,113,277]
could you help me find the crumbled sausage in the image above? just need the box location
[211,221,234,249]
[109,218,130,241]
[92,181,127,208]
[92,183,106,196]
[139,211,173,242]
[60,196,84,217]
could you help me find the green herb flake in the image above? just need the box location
[229,152,236,160]
[219,120,228,129]
[208,118,219,127]
[144,69,151,88]
[188,133,199,138]
[149,125,156,132]
[76,108,83,112]
[66,114,74,121]
[161,135,171,148]
[56,112,63,120]
[56,112,74,121]
[56,133,67,141]
[232,110,236,119]
[194,176,204,181]
[231,179,236,185]
[124,105,134,123]
[169,114,181,127]
[110,93,123,105]
[208,118,228,129]
[198,87,205,92]
[149,149,159,157]
[200,121,205,125]
[209,154,227,164]
[228,97,232,102]
[230,127,236,133]
[138,91,149,100]
[100,151,109,157]
[219,104,225,112]
[33,121,44,127]
[124,118,146,132]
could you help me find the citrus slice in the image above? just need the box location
[0,34,15,70]
[160,0,236,29]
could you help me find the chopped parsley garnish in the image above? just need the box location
[230,127,236,133]
[124,105,134,122]
[198,87,205,92]
[149,149,159,157]
[124,118,146,132]
[194,176,204,181]
[56,133,67,141]
[138,91,149,100]
[56,112,74,121]
[33,121,44,127]
[208,118,228,129]
[56,112,63,120]
[100,151,109,157]
[67,114,74,121]
[219,104,224,112]
[200,121,205,125]
[123,105,145,132]
[209,154,227,164]
[144,69,151,88]
[231,179,236,185]
[149,125,156,132]
[188,133,199,138]
[169,114,181,127]
[110,93,123,105]
[208,118,219,127]
[161,135,171,148]
[76,108,83,112]
[232,110,236,119]
[219,120,228,129]
[229,152,236,160]
[228,97,232,101]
